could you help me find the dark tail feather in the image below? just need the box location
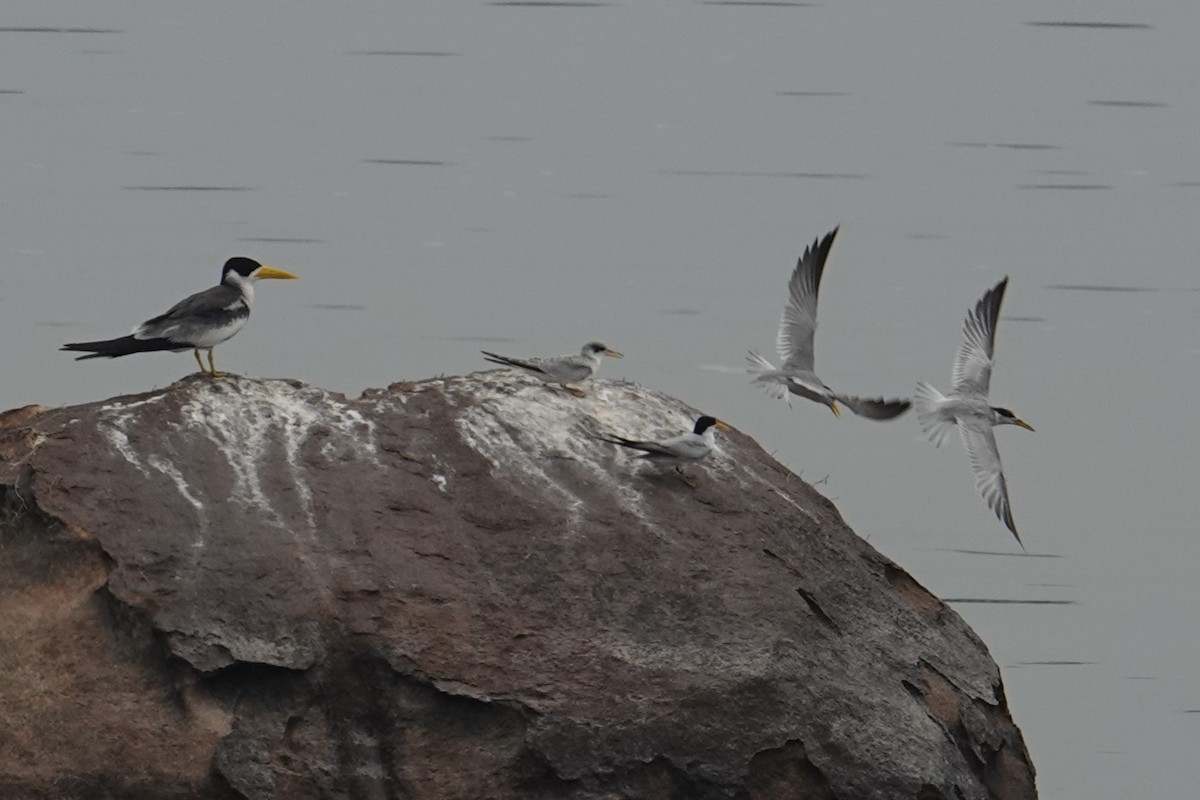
[61,336,181,360]
[480,350,520,366]
[588,432,659,455]
[589,432,636,448]
[480,351,544,374]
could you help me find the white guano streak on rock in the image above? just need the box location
[146,454,209,542]
[456,397,587,532]
[99,395,219,548]
[178,380,380,532]
[97,396,168,478]
[169,380,380,598]
[452,374,723,532]
[99,418,149,477]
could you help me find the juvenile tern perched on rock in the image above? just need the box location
[481,341,623,397]
[592,415,730,486]
[746,227,910,420]
[914,277,1034,545]
[62,257,298,377]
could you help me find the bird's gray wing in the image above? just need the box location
[952,277,1007,397]
[134,285,245,341]
[959,420,1022,546]
[832,393,912,421]
[775,227,838,372]
[535,354,593,383]
[481,351,591,382]
[650,432,710,460]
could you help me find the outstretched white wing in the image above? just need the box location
[952,277,1007,397]
[775,227,838,373]
[959,420,1021,546]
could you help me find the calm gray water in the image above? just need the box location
[3,2,1198,797]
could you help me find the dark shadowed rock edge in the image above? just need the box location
[0,373,1037,799]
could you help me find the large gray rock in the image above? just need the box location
[0,372,1036,799]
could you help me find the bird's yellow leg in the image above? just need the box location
[563,385,587,398]
[193,349,209,375]
[829,401,841,418]
[206,350,225,378]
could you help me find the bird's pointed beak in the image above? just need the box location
[255,266,299,280]
[830,402,841,419]
[714,421,731,432]
[605,348,624,358]
[1015,418,1035,432]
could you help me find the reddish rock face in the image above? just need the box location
[0,373,1036,800]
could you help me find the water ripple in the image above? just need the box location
[1025,21,1151,30]
[362,159,447,166]
[1018,183,1111,190]
[0,27,122,34]
[1088,100,1168,108]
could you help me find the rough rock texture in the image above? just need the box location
[0,372,1036,800]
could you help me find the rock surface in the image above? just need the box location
[0,372,1036,799]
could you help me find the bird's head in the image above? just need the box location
[222,257,299,284]
[694,416,731,435]
[582,341,623,359]
[993,407,1034,431]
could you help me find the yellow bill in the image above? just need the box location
[255,265,299,280]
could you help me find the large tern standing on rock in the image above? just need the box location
[914,277,1034,546]
[592,415,730,486]
[481,341,623,397]
[61,257,298,377]
[746,227,910,420]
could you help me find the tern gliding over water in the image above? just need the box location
[481,341,623,397]
[61,257,298,377]
[746,227,910,420]
[914,277,1034,546]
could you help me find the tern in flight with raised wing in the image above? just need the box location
[747,227,910,420]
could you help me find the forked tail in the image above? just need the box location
[745,351,790,404]
[913,381,956,447]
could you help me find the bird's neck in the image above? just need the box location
[224,272,256,308]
